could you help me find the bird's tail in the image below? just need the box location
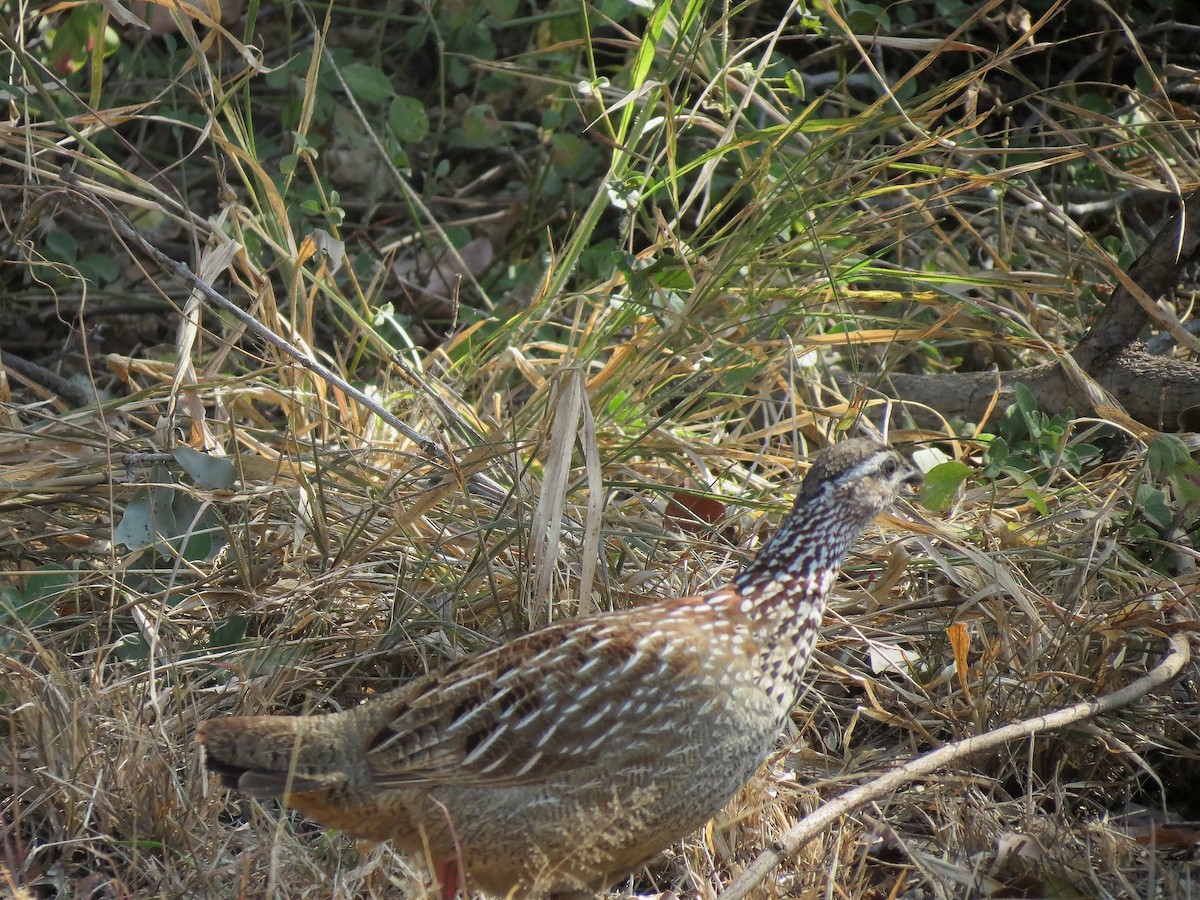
[196,714,353,798]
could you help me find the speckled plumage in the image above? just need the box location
[196,438,921,898]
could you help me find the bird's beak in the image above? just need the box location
[903,465,924,491]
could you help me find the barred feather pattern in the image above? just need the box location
[197,438,921,898]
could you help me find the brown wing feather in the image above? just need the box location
[363,590,749,788]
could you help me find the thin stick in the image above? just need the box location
[66,180,513,504]
[719,631,1192,900]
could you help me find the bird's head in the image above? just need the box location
[797,438,923,528]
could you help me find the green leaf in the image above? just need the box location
[25,564,73,606]
[785,69,805,99]
[1145,433,1200,506]
[114,463,228,560]
[485,0,520,18]
[920,461,971,511]
[173,446,237,490]
[49,3,107,74]
[1136,484,1173,531]
[166,494,228,562]
[846,2,889,32]
[0,583,55,629]
[640,255,695,291]
[1013,382,1042,439]
[1148,433,1192,476]
[114,481,177,552]
[45,229,78,264]
[114,632,151,663]
[454,104,503,148]
[549,131,595,177]
[1133,65,1157,95]
[78,253,120,285]
[340,63,394,103]
[1022,486,1048,517]
[388,94,429,143]
[981,435,1009,476]
[210,614,249,649]
[1170,470,1200,506]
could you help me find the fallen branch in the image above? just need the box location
[864,189,1200,432]
[719,630,1193,900]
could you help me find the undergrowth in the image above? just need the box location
[2,1,1200,897]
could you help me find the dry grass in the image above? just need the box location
[3,2,1200,898]
[3,320,1197,898]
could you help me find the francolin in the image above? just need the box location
[197,438,922,898]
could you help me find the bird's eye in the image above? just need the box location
[880,457,898,478]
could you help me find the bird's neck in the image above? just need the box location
[728,500,866,711]
[733,498,862,593]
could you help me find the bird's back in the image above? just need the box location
[197,439,922,897]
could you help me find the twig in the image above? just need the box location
[64,179,514,506]
[719,631,1193,900]
[0,349,94,408]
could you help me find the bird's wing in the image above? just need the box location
[364,590,751,788]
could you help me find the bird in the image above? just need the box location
[196,438,922,899]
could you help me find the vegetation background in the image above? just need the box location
[3,0,1200,897]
